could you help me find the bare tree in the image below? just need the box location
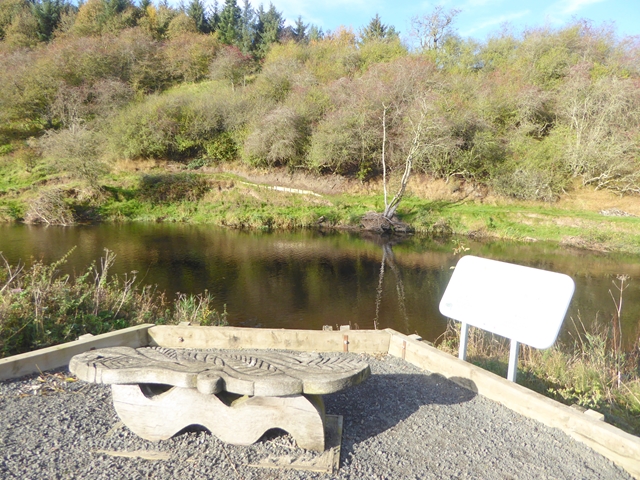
[381,96,429,219]
[363,92,447,232]
[410,5,460,52]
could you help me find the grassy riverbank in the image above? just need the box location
[2,158,640,254]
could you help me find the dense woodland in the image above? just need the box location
[1,0,640,203]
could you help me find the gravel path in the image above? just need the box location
[0,353,631,479]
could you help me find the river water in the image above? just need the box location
[1,223,639,347]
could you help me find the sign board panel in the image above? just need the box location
[439,255,575,349]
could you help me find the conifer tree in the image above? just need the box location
[31,0,66,42]
[359,13,398,43]
[218,0,241,45]
[254,2,282,57]
[308,24,323,42]
[292,15,307,43]
[209,0,220,31]
[239,0,254,53]
[187,0,210,34]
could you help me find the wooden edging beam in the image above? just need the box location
[147,325,391,353]
[0,324,153,381]
[384,329,640,479]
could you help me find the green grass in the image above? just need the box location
[438,319,640,437]
[0,249,227,358]
[2,155,640,253]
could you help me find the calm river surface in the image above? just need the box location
[1,223,639,346]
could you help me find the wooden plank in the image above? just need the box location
[147,326,390,353]
[0,324,153,381]
[385,330,640,479]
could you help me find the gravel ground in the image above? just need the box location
[0,353,631,479]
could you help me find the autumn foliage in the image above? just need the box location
[1,1,639,200]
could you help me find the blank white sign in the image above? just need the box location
[439,255,575,349]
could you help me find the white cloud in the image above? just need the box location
[461,9,530,35]
[543,0,607,26]
[556,0,607,15]
[270,0,379,28]
[461,0,503,8]
[547,0,608,20]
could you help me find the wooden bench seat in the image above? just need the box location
[70,347,370,451]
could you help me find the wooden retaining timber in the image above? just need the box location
[0,324,153,382]
[146,325,391,353]
[0,325,638,479]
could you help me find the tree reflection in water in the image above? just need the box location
[372,236,409,333]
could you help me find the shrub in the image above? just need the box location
[138,173,210,203]
[203,131,238,163]
[557,71,640,194]
[108,85,232,160]
[243,106,309,167]
[306,108,365,175]
[208,45,254,91]
[24,188,75,225]
[164,31,220,83]
[0,249,228,357]
[358,37,408,71]
[173,292,227,326]
[40,125,108,186]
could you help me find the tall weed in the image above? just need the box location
[0,249,227,357]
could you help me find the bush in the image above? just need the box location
[208,45,254,91]
[40,125,108,186]
[24,188,75,225]
[138,173,210,203]
[492,132,569,201]
[164,31,220,83]
[203,132,238,163]
[243,106,309,167]
[108,85,232,160]
[557,71,640,194]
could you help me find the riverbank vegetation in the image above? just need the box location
[437,277,640,436]
[1,0,639,242]
[0,248,227,357]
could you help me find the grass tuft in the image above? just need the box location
[0,249,227,358]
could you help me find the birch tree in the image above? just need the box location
[381,95,435,220]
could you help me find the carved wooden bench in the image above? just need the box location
[69,347,370,452]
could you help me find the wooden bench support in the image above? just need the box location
[112,384,327,451]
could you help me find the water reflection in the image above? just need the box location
[0,223,638,346]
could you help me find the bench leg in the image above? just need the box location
[111,384,327,451]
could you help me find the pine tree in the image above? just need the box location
[308,24,323,42]
[209,0,220,31]
[187,0,210,34]
[359,13,398,43]
[31,0,65,42]
[254,2,282,57]
[292,15,307,43]
[239,0,254,53]
[218,0,241,45]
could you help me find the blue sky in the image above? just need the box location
[264,0,639,43]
